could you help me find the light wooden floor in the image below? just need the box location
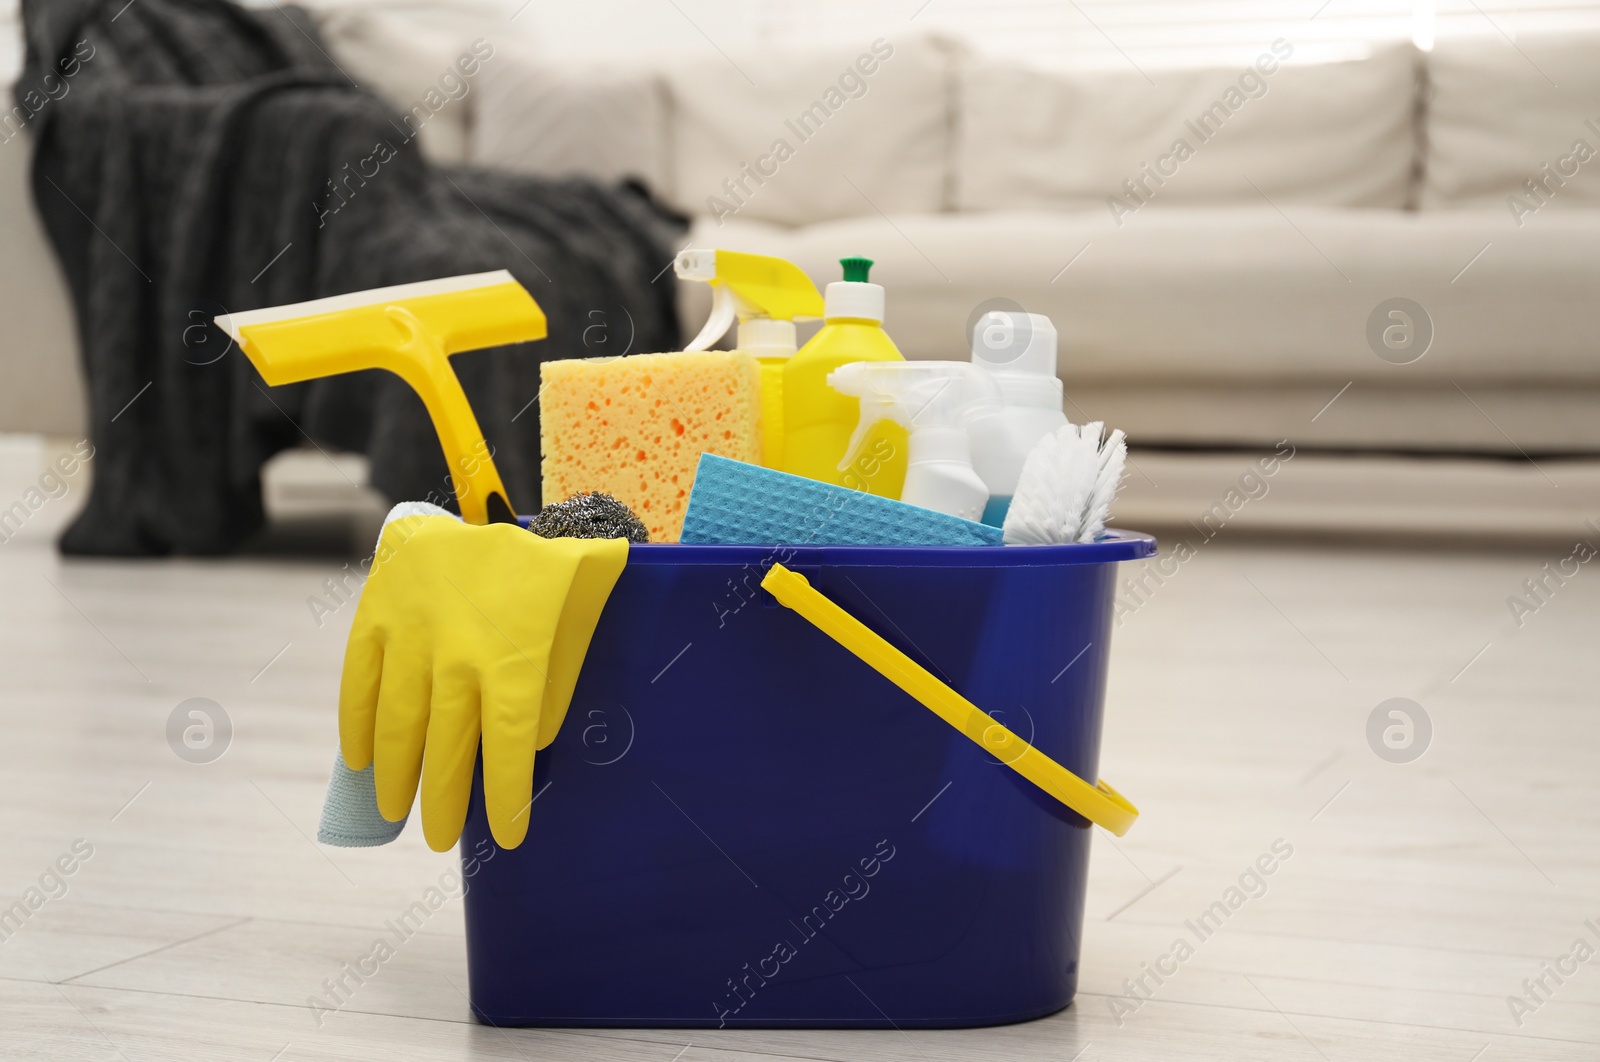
[1,436,1597,1061]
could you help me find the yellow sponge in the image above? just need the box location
[540,352,763,542]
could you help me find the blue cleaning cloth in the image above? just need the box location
[680,454,1005,547]
[318,750,407,847]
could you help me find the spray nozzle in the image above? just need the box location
[676,248,823,356]
[828,361,1001,475]
[840,256,873,283]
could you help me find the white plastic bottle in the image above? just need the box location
[966,311,1069,526]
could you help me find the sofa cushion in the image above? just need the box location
[1422,32,1600,214]
[0,128,84,436]
[957,43,1419,216]
[665,36,955,227]
[688,207,1600,386]
[472,50,669,189]
[687,208,1600,451]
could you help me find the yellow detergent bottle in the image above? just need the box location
[783,257,908,496]
[675,248,824,471]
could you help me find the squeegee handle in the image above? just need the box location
[761,563,1139,836]
[385,307,512,525]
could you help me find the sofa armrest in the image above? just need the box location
[0,129,85,438]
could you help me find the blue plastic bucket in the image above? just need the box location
[460,531,1156,1028]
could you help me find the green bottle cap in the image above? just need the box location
[840,257,873,283]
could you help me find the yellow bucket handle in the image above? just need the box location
[761,564,1139,836]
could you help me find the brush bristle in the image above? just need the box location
[1003,422,1128,545]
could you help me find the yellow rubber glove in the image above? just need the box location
[338,514,628,852]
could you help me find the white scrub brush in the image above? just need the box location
[1002,422,1127,544]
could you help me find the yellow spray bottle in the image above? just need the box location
[676,248,824,471]
[782,257,908,497]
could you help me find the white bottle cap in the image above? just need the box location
[736,317,799,358]
[824,281,884,323]
[971,311,1061,408]
[972,312,1056,374]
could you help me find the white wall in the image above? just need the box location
[12,0,1600,78]
[273,0,765,64]
[272,0,1600,68]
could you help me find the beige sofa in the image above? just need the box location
[5,14,1598,469]
[474,31,1600,458]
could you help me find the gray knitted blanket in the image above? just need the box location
[19,0,683,555]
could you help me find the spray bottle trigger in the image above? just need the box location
[684,285,736,352]
[836,398,889,475]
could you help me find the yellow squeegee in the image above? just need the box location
[216,270,546,524]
